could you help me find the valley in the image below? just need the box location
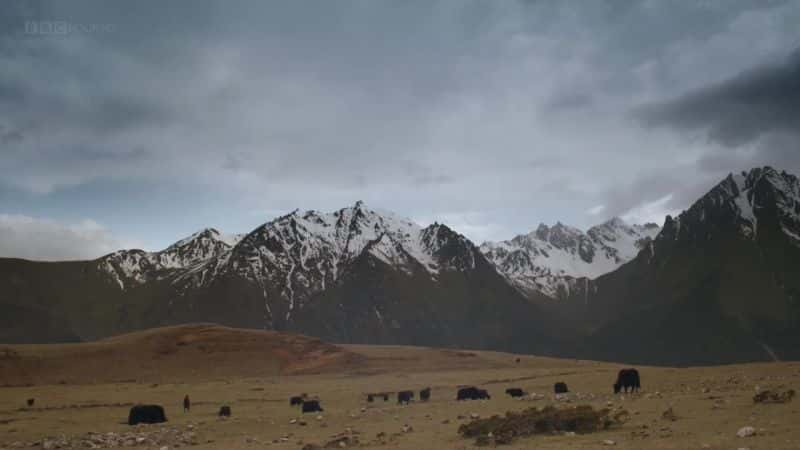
[1,325,799,449]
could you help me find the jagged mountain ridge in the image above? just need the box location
[660,167,800,245]
[168,202,479,323]
[4,166,800,365]
[99,202,475,299]
[100,228,244,289]
[2,200,555,350]
[480,218,660,299]
[561,166,800,364]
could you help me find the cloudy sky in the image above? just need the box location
[1,0,799,260]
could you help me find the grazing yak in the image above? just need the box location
[290,395,305,406]
[397,390,415,404]
[457,386,490,401]
[419,387,431,402]
[505,388,525,398]
[128,404,167,425]
[218,405,231,417]
[302,400,324,413]
[614,368,640,394]
[26,398,34,407]
[554,382,569,394]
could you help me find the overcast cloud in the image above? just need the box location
[1,0,799,259]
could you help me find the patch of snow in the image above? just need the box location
[481,217,659,299]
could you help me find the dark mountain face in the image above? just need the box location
[560,167,800,365]
[1,168,799,366]
[0,203,560,355]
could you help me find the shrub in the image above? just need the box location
[458,405,627,446]
[753,389,795,404]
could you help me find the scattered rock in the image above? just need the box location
[602,439,616,445]
[737,426,756,438]
[661,407,678,421]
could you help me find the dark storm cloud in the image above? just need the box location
[2,0,800,256]
[638,48,800,147]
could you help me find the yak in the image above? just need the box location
[457,386,490,401]
[128,404,167,425]
[302,400,324,413]
[397,390,415,404]
[614,368,640,394]
[554,382,569,394]
[419,387,431,402]
[505,388,525,398]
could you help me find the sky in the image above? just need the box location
[1,0,799,260]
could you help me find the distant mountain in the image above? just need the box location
[562,166,800,365]
[0,202,557,354]
[480,218,659,299]
[101,228,243,289]
[3,167,800,366]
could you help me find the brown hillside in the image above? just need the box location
[0,324,363,386]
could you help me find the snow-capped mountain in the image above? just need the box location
[100,228,243,289]
[98,202,483,319]
[563,166,800,365]
[88,201,541,347]
[480,218,660,299]
[660,166,800,245]
[170,201,479,320]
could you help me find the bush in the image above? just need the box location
[458,405,627,446]
[753,389,795,404]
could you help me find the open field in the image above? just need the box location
[1,325,799,449]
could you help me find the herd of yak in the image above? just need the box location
[126,368,640,425]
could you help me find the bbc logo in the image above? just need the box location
[25,21,115,35]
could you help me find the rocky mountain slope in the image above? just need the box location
[0,202,557,354]
[561,166,800,364]
[2,167,799,365]
[480,218,659,299]
[100,228,243,289]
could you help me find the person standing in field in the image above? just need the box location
[183,395,191,413]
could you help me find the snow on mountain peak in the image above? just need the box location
[162,204,485,323]
[481,218,660,299]
[663,166,800,244]
[99,227,244,289]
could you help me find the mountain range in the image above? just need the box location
[1,166,798,365]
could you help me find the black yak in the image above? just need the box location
[457,386,490,400]
[614,369,640,394]
[128,405,167,425]
[505,388,525,398]
[290,395,305,406]
[397,390,414,404]
[419,387,431,401]
[554,382,569,394]
[218,405,231,417]
[302,400,323,413]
